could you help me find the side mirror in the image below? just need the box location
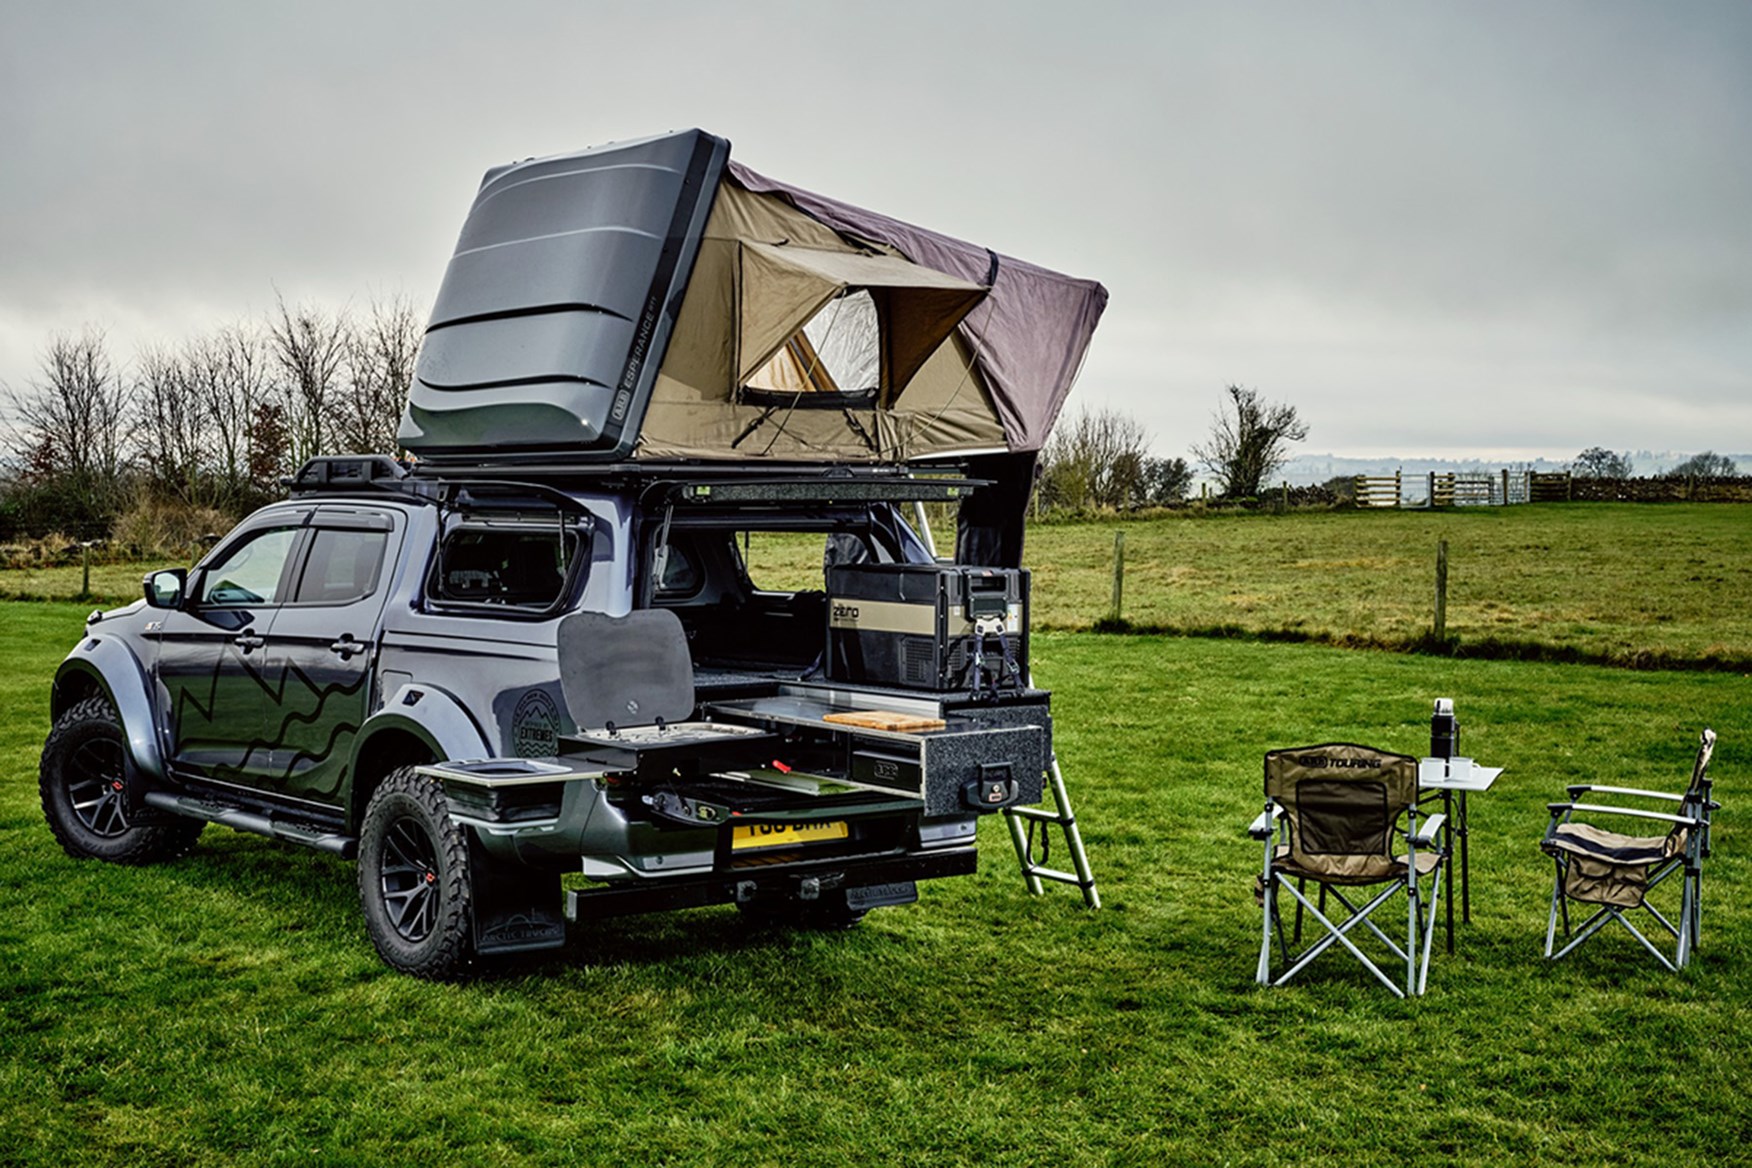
[143,568,187,610]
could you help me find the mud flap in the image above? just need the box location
[467,836,566,956]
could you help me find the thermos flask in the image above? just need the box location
[1431,698,1458,759]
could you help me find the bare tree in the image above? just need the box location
[1192,384,1308,498]
[5,329,132,489]
[269,296,352,465]
[339,294,422,455]
[1039,407,1153,511]
[134,344,207,503]
[186,321,272,504]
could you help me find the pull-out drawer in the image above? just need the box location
[852,723,1048,814]
[706,685,1050,815]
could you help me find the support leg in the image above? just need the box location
[1443,789,1456,953]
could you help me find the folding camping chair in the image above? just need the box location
[1252,743,1447,998]
[1540,729,1718,971]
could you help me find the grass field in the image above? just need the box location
[1025,503,1752,667]
[2,600,1747,1166]
[10,503,1748,669]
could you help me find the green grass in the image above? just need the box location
[740,504,1752,669]
[0,560,158,605]
[2,603,1749,1165]
[1023,503,1752,667]
[12,504,1750,668]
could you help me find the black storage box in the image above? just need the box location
[825,564,1029,693]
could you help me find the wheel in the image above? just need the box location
[736,888,867,931]
[40,697,204,864]
[357,766,474,978]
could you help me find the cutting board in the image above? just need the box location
[822,709,947,733]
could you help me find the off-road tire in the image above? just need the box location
[737,889,867,931]
[40,697,204,864]
[357,766,474,979]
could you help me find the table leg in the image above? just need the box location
[1444,788,1455,954]
[1459,790,1471,924]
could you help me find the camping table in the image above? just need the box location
[1418,758,1504,953]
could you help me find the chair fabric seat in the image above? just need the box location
[1543,823,1680,909]
[1271,844,1441,886]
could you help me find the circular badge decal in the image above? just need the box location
[511,689,561,758]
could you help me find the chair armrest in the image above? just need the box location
[1407,813,1446,847]
[1564,784,1683,802]
[1546,802,1701,828]
[1248,802,1284,840]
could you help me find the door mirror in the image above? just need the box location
[143,569,187,609]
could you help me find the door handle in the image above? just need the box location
[233,630,264,653]
[330,634,366,659]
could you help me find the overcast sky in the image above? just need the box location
[3,1,1748,464]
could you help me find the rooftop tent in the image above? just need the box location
[400,128,1106,469]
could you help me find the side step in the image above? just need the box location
[142,791,357,859]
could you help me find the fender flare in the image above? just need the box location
[53,635,165,782]
[352,683,493,772]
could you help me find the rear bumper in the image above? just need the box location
[564,845,977,921]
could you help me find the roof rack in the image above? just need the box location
[286,454,984,511]
[287,455,411,495]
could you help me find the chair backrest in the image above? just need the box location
[1686,729,1717,803]
[1666,727,1719,855]
[556,608,695,730]
[1265,743,1420,879]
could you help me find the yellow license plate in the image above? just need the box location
[730,820,849,851]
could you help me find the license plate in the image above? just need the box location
[730,820,849,851]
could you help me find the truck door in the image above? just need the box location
[154,518,309,786]
[258,508,401,807]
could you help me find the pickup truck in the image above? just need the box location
[40,128,1103,977]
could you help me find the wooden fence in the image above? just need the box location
[1352,469,1546,509]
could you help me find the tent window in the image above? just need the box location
[746,291,879,408]
[734,240,987,418]
[802,291,878,395]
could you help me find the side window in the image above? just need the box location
[428,527,578,612]
[293,529,389,605]
[656,540,701,598]
[196,528,302,606]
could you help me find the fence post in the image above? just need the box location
[1434,539,1449,643]
[80,542,91,601]
[1501,468,1509,505]
[1111,530,1125,623]
[1281,481,1289,511]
